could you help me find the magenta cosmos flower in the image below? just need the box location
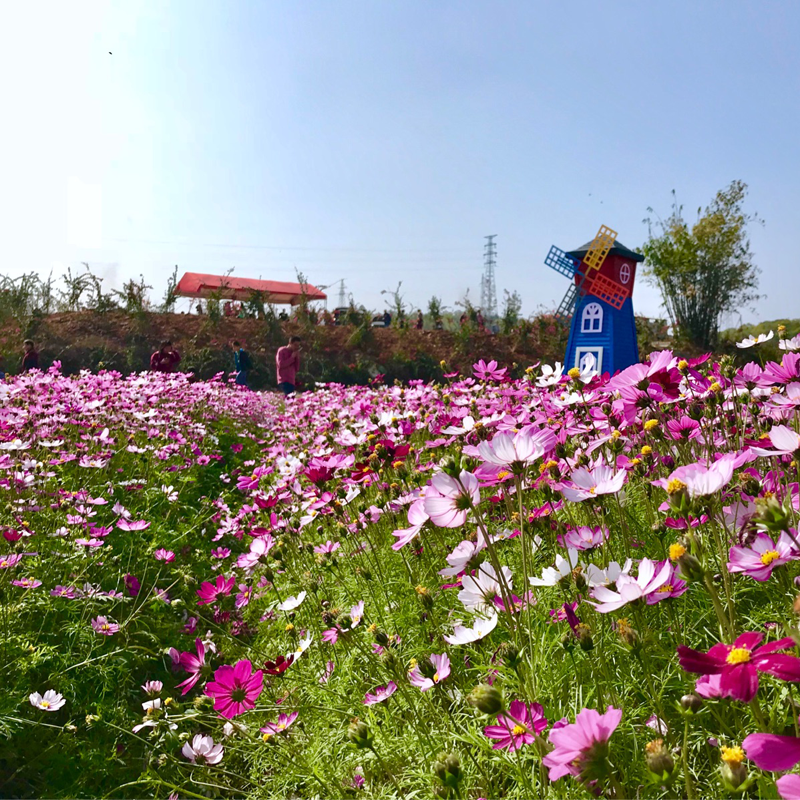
[423,471,480,528]
[154,548,175,562]
[196,574,235,605]
[543,706,622,782]
[777,775,800,800]
[408,654,450,691]
[176,639,208,695]
[728,532,798,581]
[364,682,397,705]
[677,632,800,702]
[204,660,263,719]
[260,711,298,739]
[742,731,800,771]
[484,700,548,751]
[559,526,609,551]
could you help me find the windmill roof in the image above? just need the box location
[566,239,645,263]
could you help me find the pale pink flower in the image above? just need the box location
[424,471,480,528]
[590,559,671,613]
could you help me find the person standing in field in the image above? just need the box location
[231,340,252,388]
[275,336,301,395]
[150,340,181,373]
[21,339,39,372]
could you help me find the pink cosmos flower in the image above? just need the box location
[408,653,450,692]
[260,711,298,738]
[439,539,484,577]
[211,548,231,559]
[142,680,163,695]
[560,464,626,502]
[319,661,335,684]
[777,775,800,800]
[484,700,548,751]
[205,660,263,719]
[196,574,236,605]
[423,471,480,528]
[590,559,671,613]
[91,616,120,635]
[742,732,800,772]
[694,673,724,699]
[364,681,398,705]
[654,456,736,498]
[12,577,42,589]
[154,549,175,562]
[176,639,208,695]
[477,428,556,470]
[182,734,223,764]
[0,553,24,569]
[391,498,429,550]
[666,416,701,441]
[314,540,340,554]
[677,632,800,702]
[543,706,622,782]
[236,535,275,571]
[751,424,800,457]
[645,561,687,604]
[116,519,150,531]
[728,532,798,581]
[473,359,507,381]
[559,526,609,551]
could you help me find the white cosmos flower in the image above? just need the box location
[590,558,672,613]
[458,563,513,613]
[444,612,498,645]
[528,548,581,587]
[439,539,484,577]
[584,559,633,588]
[181,734,224,765]
[29,689,66,711]
[736,330,774,348]
[779,334,800,351]
[277,591,307,611]
[288,632,313,660]
[537,362,564,387]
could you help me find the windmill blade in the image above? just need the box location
[545,245,579,278]
[554,282,579,321]
[582,224,618,272]
[586,272,630,310]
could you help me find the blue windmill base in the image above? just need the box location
[564,295,639,376]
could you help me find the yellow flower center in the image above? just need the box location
[669,543,687,560]
[277,722,286,730]
[760,550,780,566]
[512,724,527,736]
[40,700,50,708]
[433,672,440,683]
[720,745,745,765]
[101,624,110,631]
[641,445,652,455]
[666,478,687,495]
[567,367,581,380]
[611,430,621,440]
[644,419,659,431]
[497,471,510,481]
[678,359,688,370]
[408,658,418,671]
[657,584,673,593]
[0,561,6,568]
[709,381,722,393]
[629,458,642,467]
[262,733,273,743]
[285,623,295,632]
[726,648,751,665]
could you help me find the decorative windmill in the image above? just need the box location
[545,225,645,375]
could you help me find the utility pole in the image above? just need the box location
[481,235,497,319]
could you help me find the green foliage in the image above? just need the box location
[500,289,522,334]
[161,266,180,313]
[642,180,762,349]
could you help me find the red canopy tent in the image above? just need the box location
[175,273,326,305]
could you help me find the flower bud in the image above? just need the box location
[616,618,639,650]
[373,629,389,646]
[576,623,594,652]
[467,683,504,715]
[433,752,462,792]
[347,718,374,750]
[754,495,792,534]
[680,693,703,713]
[415,585,434,610]
[645,739,675,778]
[497,641,521,669]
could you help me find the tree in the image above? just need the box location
[642,180,762,349]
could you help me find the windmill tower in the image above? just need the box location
[481,235,497,319]
[545,225,644,375]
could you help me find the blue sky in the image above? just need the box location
[1,0,798,323]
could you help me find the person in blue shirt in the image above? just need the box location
[231,340,252,387]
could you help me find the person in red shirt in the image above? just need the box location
[150,340,181,373]
[21,339,39,372]
[275,336,301,395]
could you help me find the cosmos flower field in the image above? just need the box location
[4,351,800,799]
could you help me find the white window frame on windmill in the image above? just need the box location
[619,262,631,284]
[575,347,603,374]
[580,302,603,333]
